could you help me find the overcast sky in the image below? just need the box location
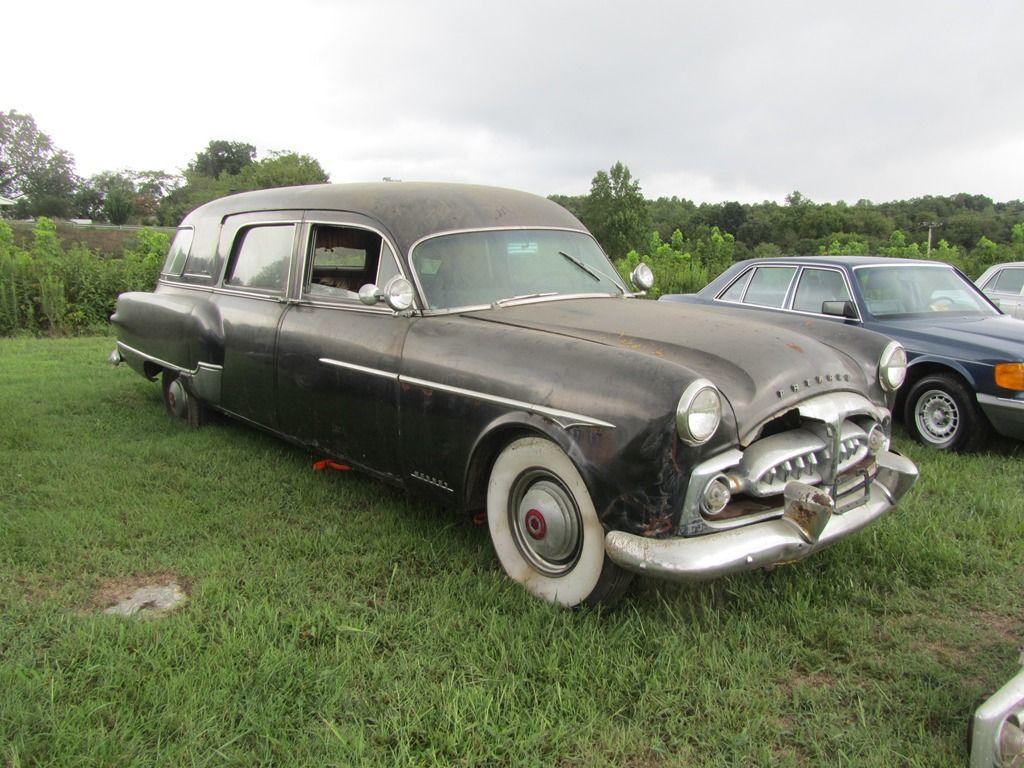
[6,1,1023,203]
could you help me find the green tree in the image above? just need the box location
[104,187,134,225]
[0,110,79,217]
[188,140,256,178]
[581,162,650,259]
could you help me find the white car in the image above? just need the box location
[977,262,1024,319]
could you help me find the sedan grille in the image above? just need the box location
[737,422,869,497]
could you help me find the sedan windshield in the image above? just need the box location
[854,265,997,318]
[410,229,624,310]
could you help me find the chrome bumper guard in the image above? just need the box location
[605,450,918,582]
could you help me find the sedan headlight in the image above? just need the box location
[676,379,722,445]
[878,341,908,392]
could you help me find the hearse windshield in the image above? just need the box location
[410,229,625,310]
[854,265,997,319]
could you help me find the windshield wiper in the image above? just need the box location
[493,292,558,307]
[558,250,601,281]
[558,251,626,294]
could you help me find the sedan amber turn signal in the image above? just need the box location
[994,362,1024,391]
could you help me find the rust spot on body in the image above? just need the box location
[786,342,804,353]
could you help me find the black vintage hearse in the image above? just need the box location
[111,183,917,606]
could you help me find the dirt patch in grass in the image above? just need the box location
[91,571,190,614]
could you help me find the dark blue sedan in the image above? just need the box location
[661,256,1024,451]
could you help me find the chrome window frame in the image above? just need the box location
[716,267,754,303]
[733,264,799,309]
[217,219,301,298]
[991,266,1024,297]
[715,262,863,322]
[851,261,1000,317]
[406,226,626,315]
[160,226,195,279]
[788,265,862,321]
[296,219,414,313]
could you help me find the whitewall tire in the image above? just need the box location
[486,436,631,607]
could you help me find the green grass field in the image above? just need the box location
[1,336,1022,767]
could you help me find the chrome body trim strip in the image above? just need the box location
[319,357,399,380]
[316,359,613,429]
[401,375,615,429]
[115,340,223,375]
[977,393,1024,410]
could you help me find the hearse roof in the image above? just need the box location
[181,182,586,254]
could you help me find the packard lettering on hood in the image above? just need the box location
[110,182,918,607]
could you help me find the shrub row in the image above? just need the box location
[0,218,165,336]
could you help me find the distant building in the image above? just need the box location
[0,196,15,208]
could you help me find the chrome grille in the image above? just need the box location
[737,422,869,497]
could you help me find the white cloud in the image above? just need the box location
[4,0,1023,202]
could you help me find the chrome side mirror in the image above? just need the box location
[630,263,654,292]
[358,276,415,312]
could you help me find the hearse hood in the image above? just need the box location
[465,298,887,443]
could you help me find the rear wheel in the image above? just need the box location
[903,372,989,451]
[486,436,632,607]
[161,370,207,427]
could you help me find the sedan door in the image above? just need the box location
[984,267,1024,319]
[275,213,413,478]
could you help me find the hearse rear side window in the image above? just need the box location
[162,227,194,277]
[224,224,295,293]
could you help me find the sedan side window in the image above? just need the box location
[744,266,796,308]
[719,269,752,302]
[303,225,402,302]
[224,224,295,293]
[792,268,853,314]
[993,267,1024,295]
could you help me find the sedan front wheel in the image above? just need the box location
[904,372,989,451]
[486,436,632,607]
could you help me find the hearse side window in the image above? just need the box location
[304,225,398,301]
[162,228,193,276]
[719,269,752,302]
[792,268,852,314]
[993,267,1024,295]
[224,224,295,293]
[743,266,797,308]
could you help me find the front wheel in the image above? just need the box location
[903,373,989,451]
[161,370,208,427]
[486,436,632,607]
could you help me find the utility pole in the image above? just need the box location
[919,221,942,256]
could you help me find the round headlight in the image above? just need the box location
[878,341,908,392]
[676,379,722,445]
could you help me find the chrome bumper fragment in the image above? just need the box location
[605,450,918,582]
[970,658,1024,768]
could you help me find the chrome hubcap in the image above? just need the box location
[915,389,959,444]
[508,470,582,577]
[167,378,189,419]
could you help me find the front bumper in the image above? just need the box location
[604,449,917,582]
[978,393,1024,441]
[969,659,1024,768]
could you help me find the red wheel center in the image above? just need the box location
[524,508,547,540]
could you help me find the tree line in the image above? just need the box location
[0,111,328,226]
[3,110,1023,299]
[552,162,1024,293]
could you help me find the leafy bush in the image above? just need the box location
[615,227,733,299]
[0,218,165,336]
